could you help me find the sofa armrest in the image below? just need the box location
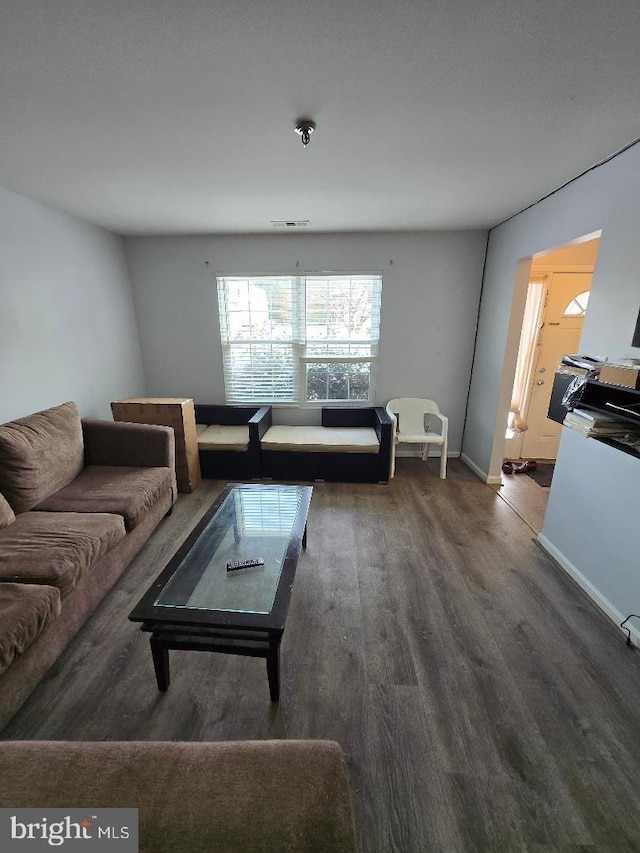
[373,407,393,483]
[247,407,272,477]
[82,419,176,473]
[249,405,272,439]
[372,406,392,441]
[0,739,357,853]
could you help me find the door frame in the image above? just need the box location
[505,264,594,461]
[487,231,602,484]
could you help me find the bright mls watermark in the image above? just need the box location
[0,809,137,851]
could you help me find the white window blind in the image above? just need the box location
[217,274,382,404]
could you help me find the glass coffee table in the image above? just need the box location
[129,483,313,701]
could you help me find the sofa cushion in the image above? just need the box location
[0,493,15,529]
[261,425,380,454]
[0,582,61,676]
[198,424,250,451]
[36,466,173,532]
[0,402,84,513]
[0,511,126,598]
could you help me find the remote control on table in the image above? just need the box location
[226,557,265,572]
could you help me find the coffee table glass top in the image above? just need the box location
[154,484,309,615]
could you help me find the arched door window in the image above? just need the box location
[563,291,590,316]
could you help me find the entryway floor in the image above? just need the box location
[492,465,552,534]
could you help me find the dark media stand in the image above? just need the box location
[548,373,640,460]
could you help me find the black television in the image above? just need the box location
[633,307,640,348]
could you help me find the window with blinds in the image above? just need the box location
[216,274,382,404]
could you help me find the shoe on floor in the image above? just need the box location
[502,460,514,474]
[513,460,537,473]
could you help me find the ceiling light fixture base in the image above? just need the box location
[294,119,316,148]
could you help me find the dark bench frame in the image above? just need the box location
[194,404,272,480]
[260,406,393,484]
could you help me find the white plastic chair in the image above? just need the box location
[386,398,449,479]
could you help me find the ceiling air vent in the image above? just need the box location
[271,220,309,228]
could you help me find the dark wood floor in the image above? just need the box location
[4,459,640,852]
[493,463,552,534]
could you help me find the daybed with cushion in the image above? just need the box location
[260,406,393,483]
[194,404,272,480]
[0,739,357,852]
[0,401,176,733]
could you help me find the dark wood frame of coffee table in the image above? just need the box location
[129,483,312,701]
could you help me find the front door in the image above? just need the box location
[520,272,591,460]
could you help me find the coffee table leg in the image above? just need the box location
[302,523,307,549]
[266,638,281,702]
[150,635,170,691]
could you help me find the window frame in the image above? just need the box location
[216,271,383,407]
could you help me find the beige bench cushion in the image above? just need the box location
[198,425,249,452]
[195,423,209,437]
[0,582,61,676]
[0,511,126,597]
[261,426,379,454]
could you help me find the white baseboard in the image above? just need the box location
[460,453,502,485]
[486,475,503,485]
[537,534,640,648]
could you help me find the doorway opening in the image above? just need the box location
[497,233,601,532]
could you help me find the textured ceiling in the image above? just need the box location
[1,0,640,235]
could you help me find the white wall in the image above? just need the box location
[125,231,487,448]
[463,141,640,630]
[0,187,146,423]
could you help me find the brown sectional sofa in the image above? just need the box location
[0,739,357,852]
[0,401,176,733]
[0,405,359,851]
